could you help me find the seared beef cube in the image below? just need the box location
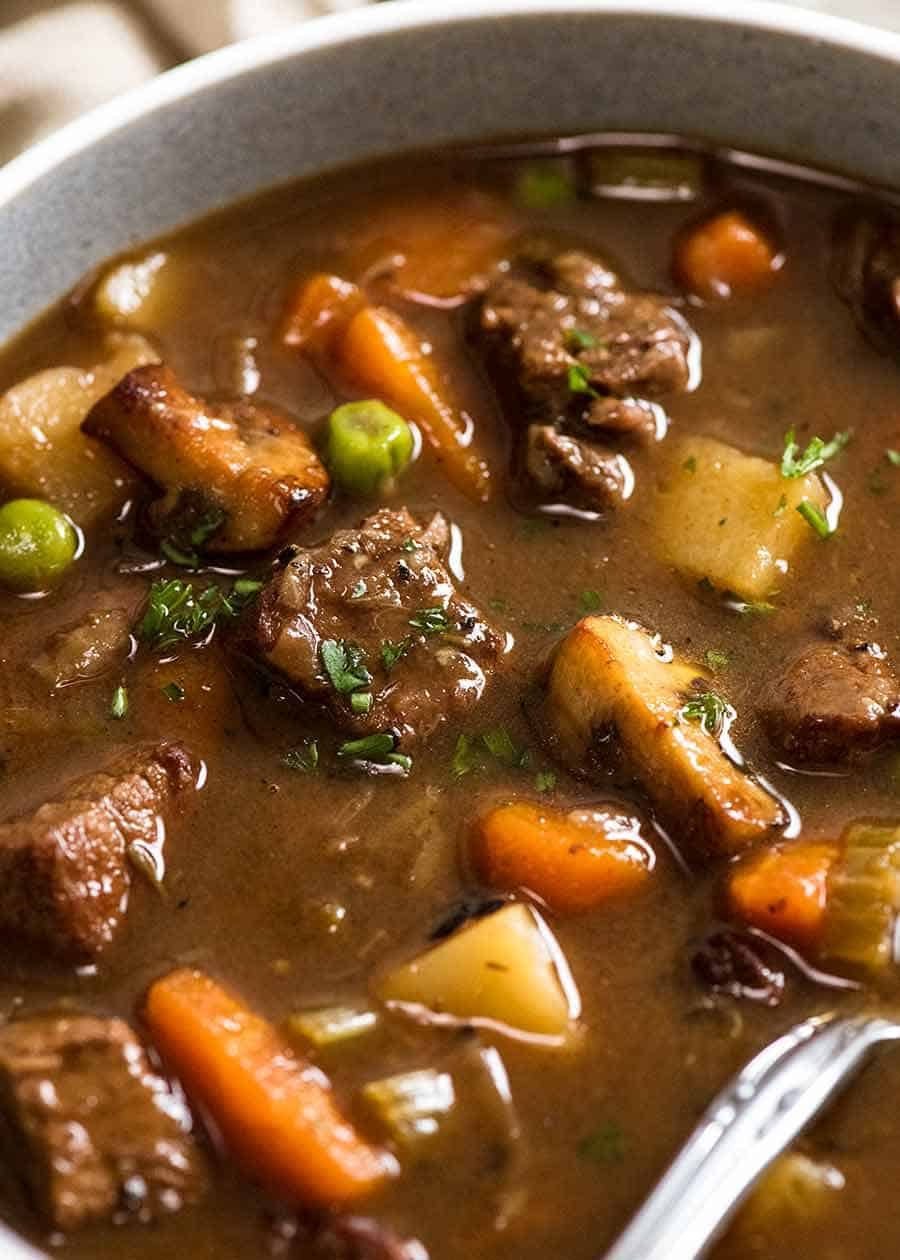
[33,608,132,689]
[83,363,329,552]
[762,639,900,764]
[0,743,195,957]
[832,206,900,357]
[239,508,504,746]
[0,1013,204,1230]
[478,247,695,423]
[526,425,631,505]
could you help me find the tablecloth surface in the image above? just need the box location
[2,0,899,165]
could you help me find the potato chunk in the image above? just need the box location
[378,903,579,1042]
[83,363,329,552]
[91,252,168,327]
[546,615,784,856]
[656,436,828,599]
[0,334,158,526]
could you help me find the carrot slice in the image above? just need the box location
[144,968,392,1206]
[339,305,491,502]
[674,209,781,300]
[281,273,365,351]
[471,801,653,915]
[727,843,838,952]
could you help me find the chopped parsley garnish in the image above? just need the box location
[796,499,833,539]
[773,493,788,517]
[282,740,319,773]
[888,449,900,467]
[535,769,557,793]
[565,328,597,353]
[567,362,599,399]
[349,580,367,599]
[734,599,776,616]
[452,733,482,778]
[110,685,128,720]
[232,577,263,600]
[482,725,529,768]
[401,537,419,553]
[190,506,226,547]
[337,732,411,772]
[350,691,373,715]
[139,579,233,649]
[705,648,729,673]
[577,589,603,616]
[320,639,371,694]
[160,539,201,569]
[682,455,697,474]
[160,506,226,569]
[577,1121,625,1165]
[515,162,575,209]
[680,690,728,735]
[780,428,850,479]
[381,637,412,672]
[162,682,185,703]
[409,607,454,635]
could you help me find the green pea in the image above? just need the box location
[0,499,78,591]
[327,400,415,497]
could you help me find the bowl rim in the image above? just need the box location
[1,0,900,216]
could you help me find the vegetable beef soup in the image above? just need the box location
[0,139,899,1260]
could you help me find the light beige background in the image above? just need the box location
[1,0,899,165]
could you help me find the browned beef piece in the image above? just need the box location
[83,363,329,552]
[32,608,131,689]
[832,205,900,357]
[526,425,631,505]
[761,619,900,763]
[314,1216,429,1259]
[478,247,695,424]
[0,743,195,957]
[238,508,504,748]
[0,1013,205,1230]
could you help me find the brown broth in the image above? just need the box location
[0,140,898,1260]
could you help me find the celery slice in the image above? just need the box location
[824,821,900,972]
[362,1069,455,1145]
[284,1005,377,1049]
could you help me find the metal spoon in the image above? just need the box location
[604,1010,900,1260]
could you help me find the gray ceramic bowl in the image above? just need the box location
[0,0,898,1255]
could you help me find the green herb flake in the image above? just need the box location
[697,576,715,595]
[452,733,482,778]
[577,1121,625,1165]
[680,690,729,735]
[515,162,575,210]
[567,362,599,399]
[682,455,697,474]
[773,493,788,517]
[349,580,367,600]
[160,539,200,569]
[577,589,604,616]
[401,538,419,553]
[110,684,129,721]
[735,599,776,616]
[162,682,185,703]
[381,637,412,672]
[796,499,833,539]
[704,648,729,673]
[887,449,900,467]
[482,726,529,768]
[337,733,408,771]
[409,607,454,636]
[535,769,557,793]
[564,328,597,353]
[350,691,373,715]
[320,639,372,694]
[780,428,850,479]
[232,577,263,601]
[138,578,234,650]
[189,506,226,548]
[282,740,319,774]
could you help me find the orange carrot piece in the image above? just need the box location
[471,802,653,915]
[727,843,838,952]
[144,969,392,1206]
[281,273,365,351]
[339,305,491,502]
[675,210,781,300]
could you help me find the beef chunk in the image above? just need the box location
[761,627,900,765]
[526,425,632,505]
[0,1013,204,1230]
[83,363,329,552]
[476,245,695,506]
[692,930,785,1006]
[0,743,195,957]
[832,205,900,357]
[32,609,131,689]
[238,508,504,747]
[314,1217,429,1260]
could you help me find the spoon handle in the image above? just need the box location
[604,1011,900,1260]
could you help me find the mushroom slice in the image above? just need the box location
[83,363,329,551]
[546,615,784,857]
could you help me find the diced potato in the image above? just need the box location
[92,251,168,327]
[655,436,828,599]
[0,333,159,526]
[546,615,784,856]
[730,1151,844,1243]
[377,903,579,1042]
